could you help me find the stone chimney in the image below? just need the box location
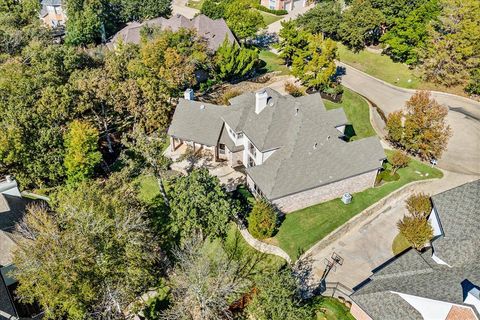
[255,90,269,114]
[184,88,194,101]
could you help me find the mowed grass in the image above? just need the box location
[323,88,376,140]
[271,150,443,261]
[337,43,422,89]
[337,43,466,95]
[392,232,411,255]
[259,50,291,75]
[313,297,355,320]
[259,10,283,25]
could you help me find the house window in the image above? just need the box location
[253,183,265,198]
[248,142,256,158]
[269,0,276,9]
[219,144,226,155]
[237,132,243,139]
[228,128,236,138]
[248,156,255,168]
[53,6,61,15]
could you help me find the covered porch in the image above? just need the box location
[165,138,246,192]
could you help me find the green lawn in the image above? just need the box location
[337,43,465,95]
[392,232,410,255]
[259,50,291,75]
[323,88,376,140]
[271,150,443,261]
[337,43,422,89]
[259,10,283,25]
[186,0,204,10]
[313,297,355,320]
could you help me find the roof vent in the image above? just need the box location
[327,135,331,140]
[200,104,205,110]
[313,142,318,150]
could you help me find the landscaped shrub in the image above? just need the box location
[284,81,305,97]
[405,193,432,217]
[390,150,410,174]
[221,89,242,105]
[255,4,288,15]
[397,215,433,250]
[375,169,400,185]
[248,199,277,239]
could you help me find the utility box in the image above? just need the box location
[184,88,194,101]
[341,193,352,205]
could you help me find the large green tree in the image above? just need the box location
[292,35,337,91]
[214,38,258,81]
[64,120,102,185]
[420,0,480,89]
[277,20,309,66]
[296,1,342,39]
[339,0,385,50]
[246,269,312,320]
[0,43,92,188]
[13,175,160,319]
[167,169,239,242]
[380,0,439,64]
[117,0,171,22]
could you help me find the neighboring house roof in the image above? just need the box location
[0,270,17,320]
[351,180,480,320]
[41,0,63,5]
[108,14,237,51]
[430,179,480,267]
[168,89,385,200]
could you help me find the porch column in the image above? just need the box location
[170,137,175,152]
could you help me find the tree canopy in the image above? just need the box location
[13,176,160,319]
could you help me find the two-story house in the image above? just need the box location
[261,0,307,11]
[167,88,385,212]
[39,0,66,29]
[351,180,480,320]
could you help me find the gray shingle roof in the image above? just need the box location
[108,14,237,51]
[0,271,17,320]
[352,180,480,320]
[168,88,385,200]
[430,179,480,267]
[167,99,226,146]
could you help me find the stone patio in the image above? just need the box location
[164,144,246,192]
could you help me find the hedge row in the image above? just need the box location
[255,4,288,15]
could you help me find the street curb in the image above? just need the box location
[336,61,480,106]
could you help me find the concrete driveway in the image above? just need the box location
[338,62,480,175]
[304,171,479,290]
[171,0,199,19]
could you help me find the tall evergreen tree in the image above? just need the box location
[64,120,102,185]
[214,38,258,81]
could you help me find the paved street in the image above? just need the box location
[267,3,314,33]
[305,171,479,290]
[338,62,480,175]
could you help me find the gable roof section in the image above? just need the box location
[168,99,226,146]
[108,14,237,51]
[430,180,480,267]
[352,249,480,319]
[352,181,480,320]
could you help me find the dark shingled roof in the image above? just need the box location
[352,180,480,320]
[168,88,385,200]
[430,179,480,267]
[108,14,237,51]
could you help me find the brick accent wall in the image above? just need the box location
[272,170,378,213]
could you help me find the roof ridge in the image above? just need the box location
[267,110,304,197]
